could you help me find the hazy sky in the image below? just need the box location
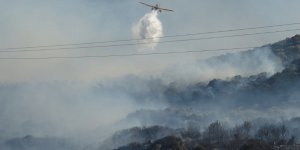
[0,0,300,82]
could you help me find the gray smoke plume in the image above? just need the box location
[162,47,284,85]
[132,10,162,49]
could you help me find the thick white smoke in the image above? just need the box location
[133,10,163,49]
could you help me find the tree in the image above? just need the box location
[230,121,253,149]
[232,121,252,141]
[256,124,290,145]
[203,121,229,145]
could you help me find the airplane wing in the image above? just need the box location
[159,8,174,12]
[139,2,154,8]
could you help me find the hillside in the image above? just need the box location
[110,35,300,150]
[1,35,300,150]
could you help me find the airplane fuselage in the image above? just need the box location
[151,4,162,12]
[139,2,174,13]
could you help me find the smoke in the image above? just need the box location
[132,10,163,49]
[162,47,284,85]
[0,34,299,149]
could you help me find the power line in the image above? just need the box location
[0,46,257,60]
[0,28,299,53]
[1,22,300,51]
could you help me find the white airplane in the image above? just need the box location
[139,2,174,12]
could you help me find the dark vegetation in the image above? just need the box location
[114,121,299,150]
